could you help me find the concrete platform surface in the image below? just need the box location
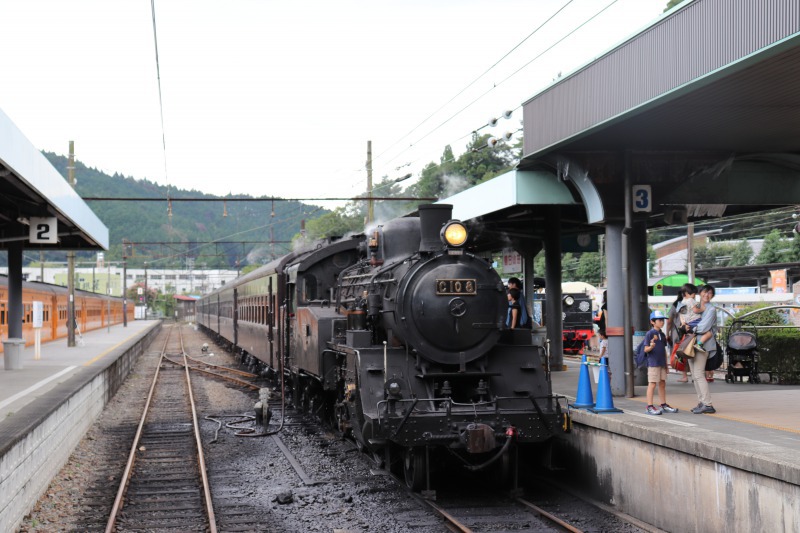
[553,358,800,483]
[0,320,161,422]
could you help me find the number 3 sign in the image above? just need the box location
[632,185,652,213]
[29,217,58,244]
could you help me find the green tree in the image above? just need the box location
[733,303,785,326]
[303,207,363,240]
[693,245,715,270]
[694,243,737,269]
[561,252,578,282]
[575,252,602,285]
[534,252,546,279]
[664,0,683,11]
[786,232,800,262]
[453,133,516,186]
[729,239,753,266]
[755,230,786,264]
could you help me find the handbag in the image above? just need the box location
[670,343,686,371]
[677,334,696,358]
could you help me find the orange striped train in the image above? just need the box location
[0,275,132,352]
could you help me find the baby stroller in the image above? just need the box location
[724,319,760,384]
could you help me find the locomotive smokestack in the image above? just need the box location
[418,204,453,252]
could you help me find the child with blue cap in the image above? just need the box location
[644,310,679,415]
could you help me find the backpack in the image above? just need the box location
[705,349,723,371]
[634,339,648,369]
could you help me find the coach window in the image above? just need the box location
[303,275,317,302]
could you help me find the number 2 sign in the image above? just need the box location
[29,217,58,244]
[632,185,652,213]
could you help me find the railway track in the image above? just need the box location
[260,405,633,533]
[105,325,216,532]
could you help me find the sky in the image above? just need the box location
[0,0,670,208]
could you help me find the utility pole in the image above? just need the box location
[366,140,373,226]
[687,222,695,283]
[122,256,128,327]
[67,141,76,347]
[144,261,148,315]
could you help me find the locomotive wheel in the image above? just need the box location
[403,447,427,491]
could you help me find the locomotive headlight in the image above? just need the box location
[563,295,575,307]
[441,221,468,247]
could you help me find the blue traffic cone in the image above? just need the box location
[570,355,594,409]
[590,356,623,413]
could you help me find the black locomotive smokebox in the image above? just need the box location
[418,204,453,252]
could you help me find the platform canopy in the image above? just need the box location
[0,108,108,250]
[519,0,800,224]
[438,168,600,254]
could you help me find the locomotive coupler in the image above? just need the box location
[464,423,496,453]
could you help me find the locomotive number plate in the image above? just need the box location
[436,279,477,296]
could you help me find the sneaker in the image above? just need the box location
[691,403,716,414]
[660,403,679,413]
[646,405,663,415]
[695,342,707,353]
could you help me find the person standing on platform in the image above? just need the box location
[644,310,679,416]
[596,290,607,336]
[507,288,522,329]
[506,277,529,328]
[668,283,697,383]
[689,285,718,414]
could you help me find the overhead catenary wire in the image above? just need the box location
[380,0,622,174]
[150,0,170,199]
[373,0,576,163]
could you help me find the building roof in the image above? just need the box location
[521,0,800,159]
[0,108,108,250]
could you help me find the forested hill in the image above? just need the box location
[42,152,323,269]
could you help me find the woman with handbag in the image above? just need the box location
[688,285,718,414]
[668,283,697,382]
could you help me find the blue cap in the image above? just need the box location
[650,310,667,320]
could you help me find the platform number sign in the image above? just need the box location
[632,185,652,213]
[29,217,58,244]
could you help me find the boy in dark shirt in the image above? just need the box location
[644,310,679,415]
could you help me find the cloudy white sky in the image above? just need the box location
[0,0,669,206]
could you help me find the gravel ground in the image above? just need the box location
[19,324,648,532]
[18,324,448,533]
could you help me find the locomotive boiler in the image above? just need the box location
[197,204,568,493]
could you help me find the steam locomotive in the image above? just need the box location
[197,204,568,493]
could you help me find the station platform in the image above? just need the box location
[552,357,800,450]
[551,356,799,531]
[0,320,161,421]
[0,319,162,532]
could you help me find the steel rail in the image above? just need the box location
[163,355,260,390]
[516,497,584,533]
[183,352,259,378]
[105,327,173,533]
[179,328,218,532]
[105,325,218,533]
